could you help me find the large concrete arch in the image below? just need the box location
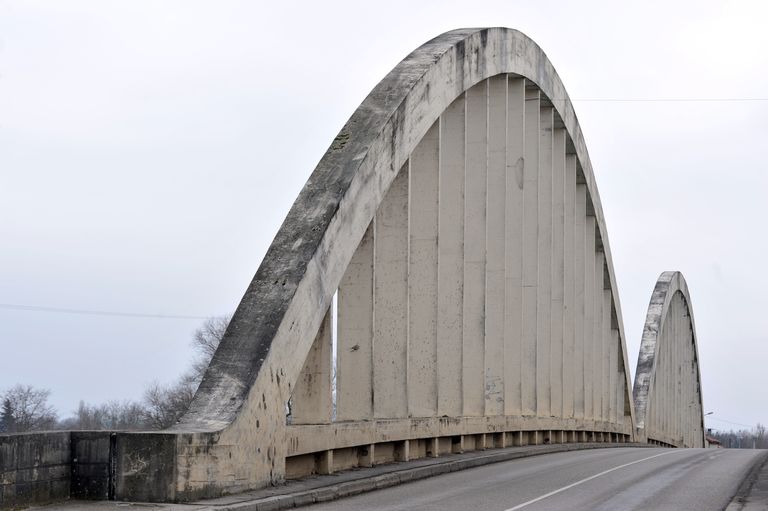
[633,271,705,448]
[146,26,637,500]
[0,28,713,509]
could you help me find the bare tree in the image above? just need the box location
[1,385,57,432]
[58,400,147,430]
[140,315,231,429]
[142,380,196,430]
[190,314,231,383]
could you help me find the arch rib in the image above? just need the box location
[633,271,705,447]
[108,27,657,501]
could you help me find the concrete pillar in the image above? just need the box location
[617,352,626,426]
[563,154,577,419]
[485,74,506,416]
[522,85,540,416]
[583,215,596,420]
[408,120,439,418]
[550,127,566,418]
[337,223,374,421]
[359,444,374,467]
[437,94,465,417]
[452,436,465,454]
[574,183,587,419]
[317,450,333,475]
[593,250,603,421]
[536,106,554,418]
[463,80,487,417]
[394,440,409,462]
[427,438,439,458]
[291,305,333,424]
[602,293,611,423]
[504,77,526,417]
[373,163,409,418]
[610,328,619,424]
[601,289,610,423]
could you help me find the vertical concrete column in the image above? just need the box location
[428,438,439,458]
[373,164,409,418]
[536,106,554,418]
[674,298,681,443]
[317,450,333,475]
[408,121,440,418]
[573,183,587,419]
[583,215,596,420]
[292,305,333,424]
[550,128,566,418]
[682,305,689,444]
[563,155,577,419]
[602,287,612,423]
[359,444,375,467]
[522,85,540,416]
[617,348,626,426]
[609,328,619,424]
[659,317,668,437]
[337,223,374,421]
[485,75,506,416]
[463,80,488,417]
[394,441,409,462]
[437,94,465,417]
[685,314,693,445]
[664,308,671,438]
[593,250,604,421]
[504,77,526,417]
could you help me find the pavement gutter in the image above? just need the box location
[194,443,653,511]
[725,450,768,511]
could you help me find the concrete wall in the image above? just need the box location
[0,430,179,509]
[0,432,70,510]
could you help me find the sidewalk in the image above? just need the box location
[727,451,768,511]
[33,442,648,511]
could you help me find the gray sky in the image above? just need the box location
[1,0,766,433]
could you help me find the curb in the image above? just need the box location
[205,443,652,510]
[725,450,768,511]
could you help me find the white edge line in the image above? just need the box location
[504,450,678,511]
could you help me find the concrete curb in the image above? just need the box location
[725,450,768,511]
[203,443,652,511]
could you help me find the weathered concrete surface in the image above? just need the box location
[100,27,640,501]
[0,432,71,509]
[1,28,709,508]
[70,432,112,501]
[726,451,768,511]
[632,271,705,447]
[27,444,653,511]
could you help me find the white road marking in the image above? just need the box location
[503,450,679,510]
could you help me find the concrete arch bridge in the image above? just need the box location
[0,27,706,508]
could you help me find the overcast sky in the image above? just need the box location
[1,0,766,433]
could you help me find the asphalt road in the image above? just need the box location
[297,447,766,511]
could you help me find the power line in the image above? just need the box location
[706,416,755,428]
[0,303,208,320]
[563,98,768,103]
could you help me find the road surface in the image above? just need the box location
[297,447,765,511]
